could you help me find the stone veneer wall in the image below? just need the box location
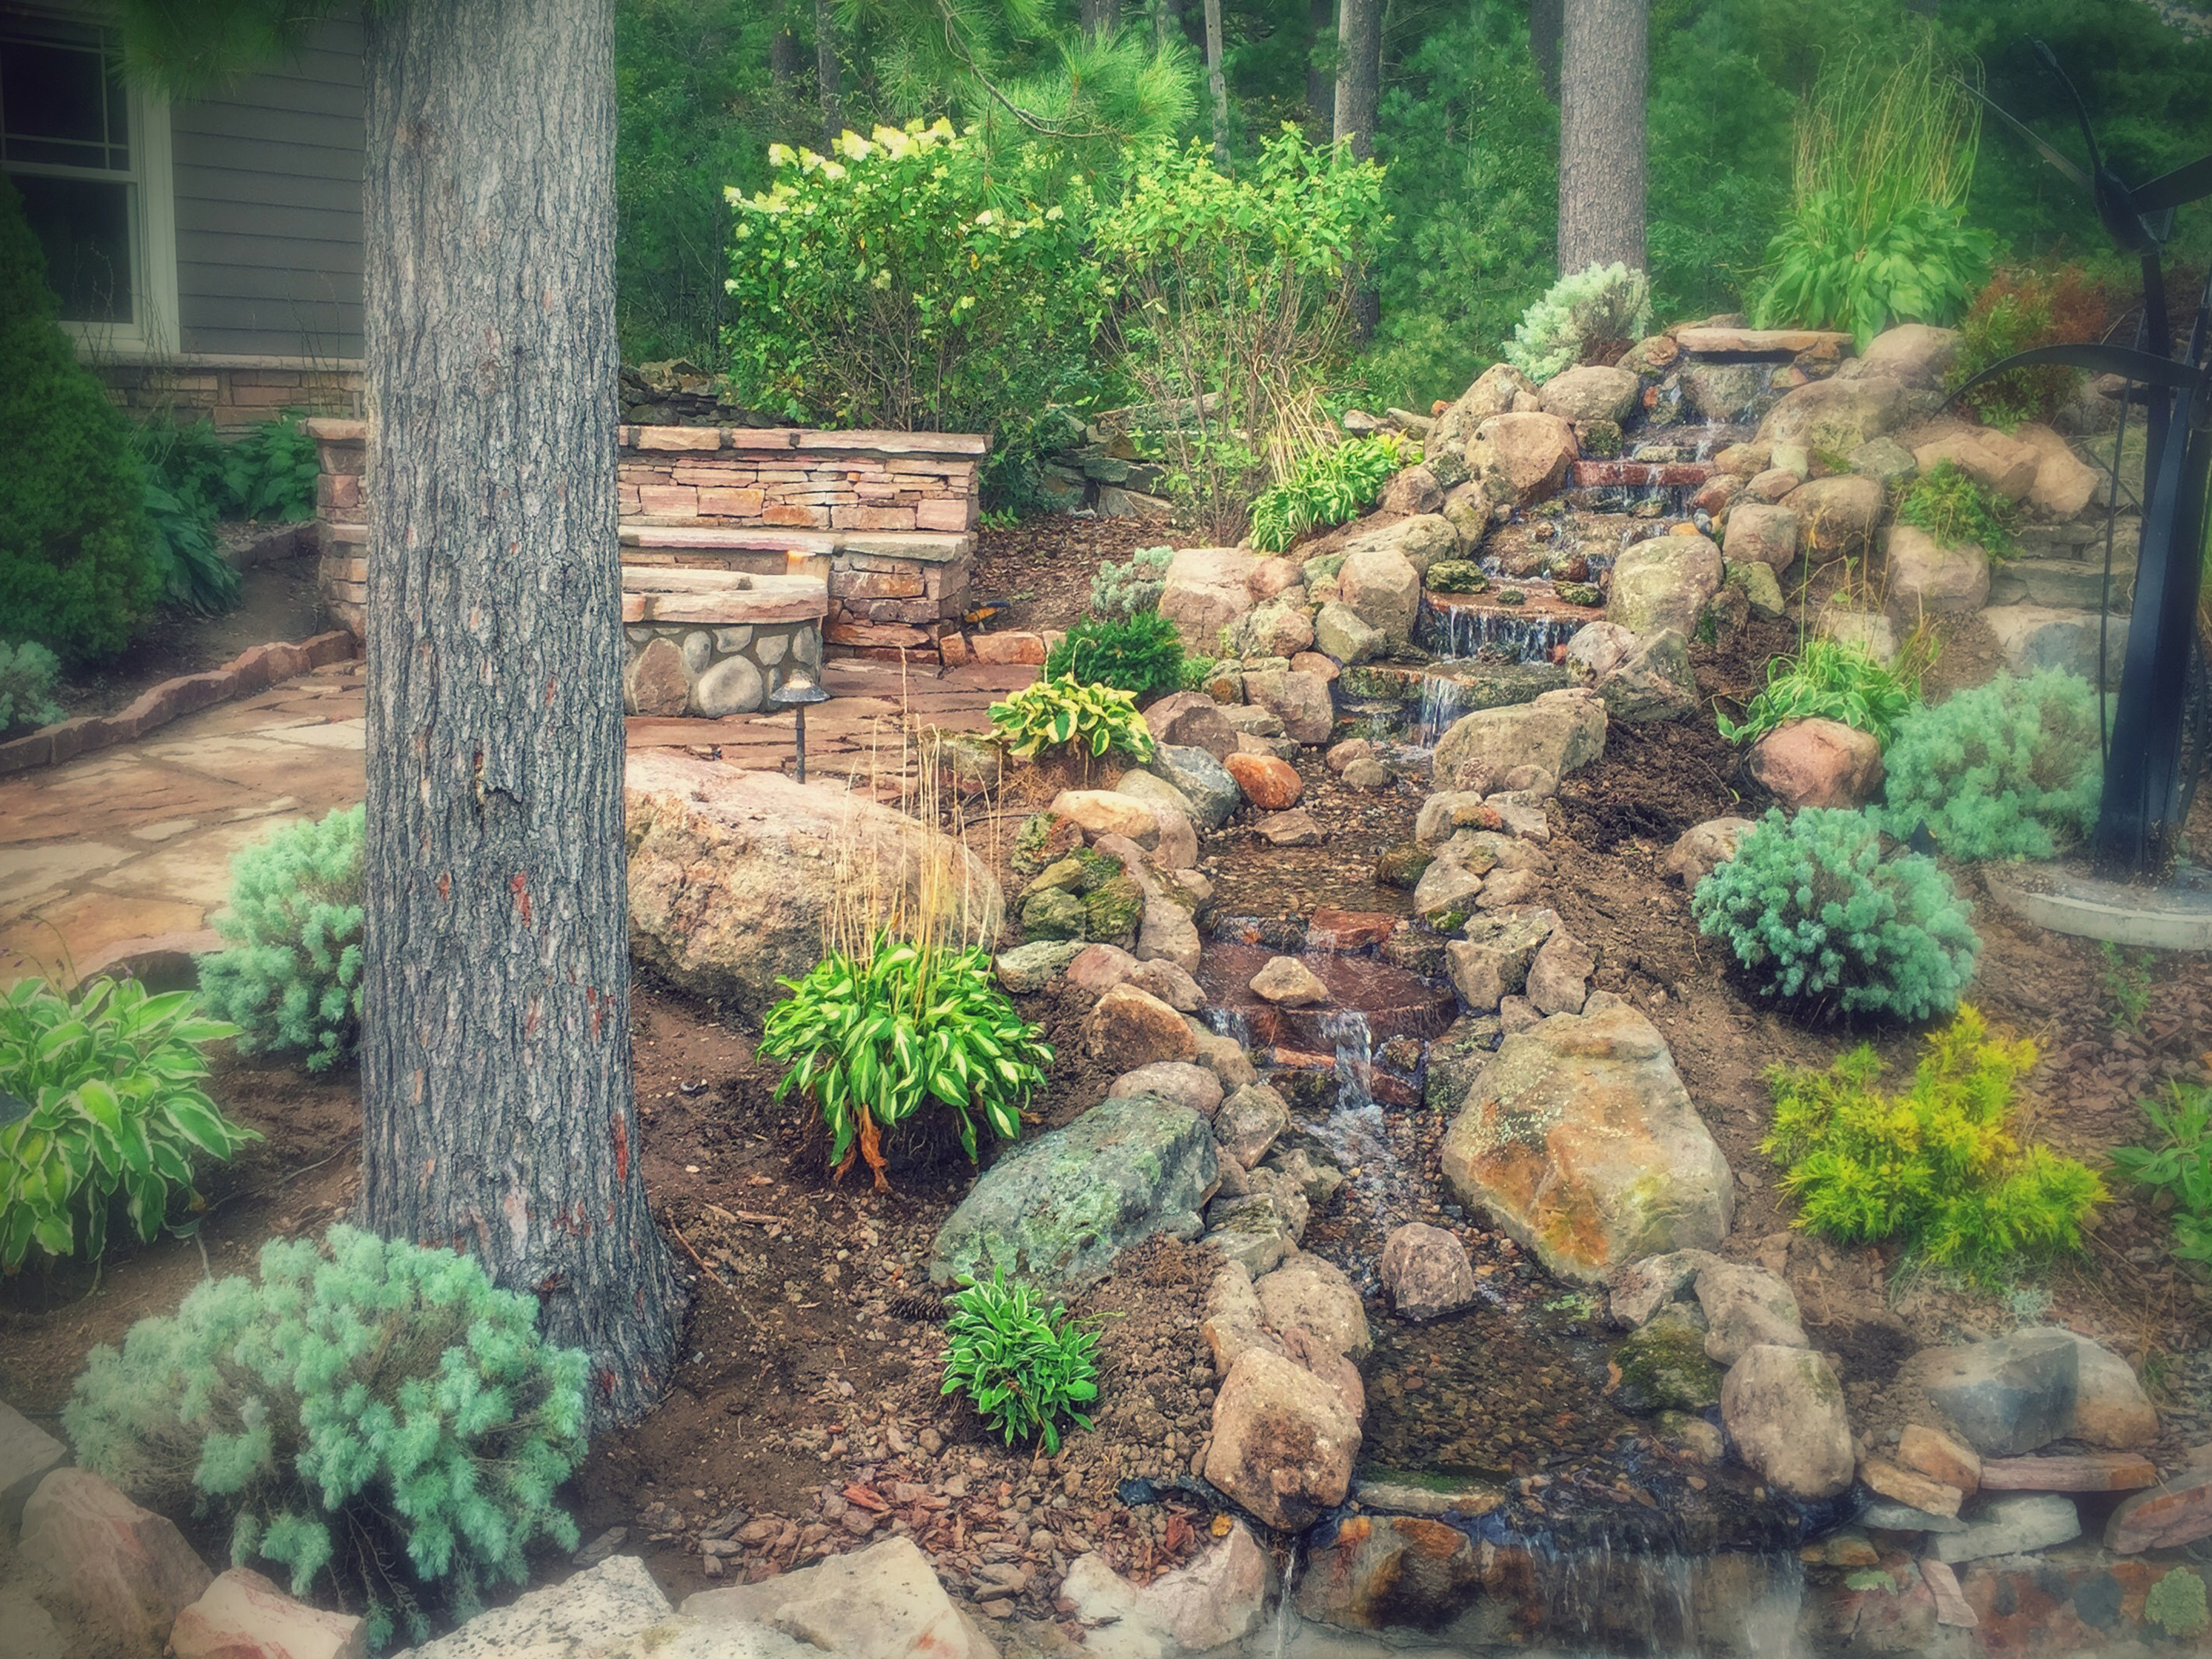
[99,360,364,430]
[309,421,985,662]
[623,619,822,718]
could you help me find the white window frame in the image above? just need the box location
[0,2,179,357]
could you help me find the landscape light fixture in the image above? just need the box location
[769,663,830,783]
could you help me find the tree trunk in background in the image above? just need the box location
[770,24,799,95]
[1331,0,1379,159]
[1203,0,1228,168]
[1557,0,1646,273]
[1306,0,1334,136]
[358,0,681,1431]
[1081,0,1119,39]
[1529,0,1563,102]
[814,0,843,149]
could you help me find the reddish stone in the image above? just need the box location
[1917,1558,1977,1629]
[1979,1452,2158,1492]
[1306,907,1396,951]
[42,716,103,764]
[1223,751,1302,810]
[1570,460,1714,489]
[937,631,974,668]
[629,638,690,717]
[831,569,926,599]
[301,630,358,667]
[0,727,54,774]
[2105,1464,2212,1553]
[223,646,275,694]
[915,497,976,532]
[969,631,1047,665]
[826,620,930,649]
[18,1469,211,1652]
[170,1568,365,1659]
[1289,651,1340,682]
[1747,718,1883,809]
[1898,1424,1982,1496]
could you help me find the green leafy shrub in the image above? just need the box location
[941,1268,1099,1454]
[128,418,239,615]
[1504,262,1652,383]
[2111,1082,2212,1269]
[221,414,320,523]
[0,640,63,736]
[0,977,255,1270]
[64,1226,589,1649]
[723,122,1104,503]
[989,678,1154,762]
[1763,1005,2104,1279]
[1948,268,2107,431]
[1179,652,1217,692]
[1717,637,1924,748]
[198,807,366,1073]
[1045,612,1186,701]
[759,935,1051,1186]
[1691,806,1980,1022]
[1090,545,1175,619]
[2146,1567,2210,1639]
[0,175,160,661]
[1880,670,2101,860]
[1897,460,2020,557]
[1757,196,1994,353]
[1247,433,1417,554]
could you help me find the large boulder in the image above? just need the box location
[1439,1002,1733,1282]
[1432,689,1607,790]
[1747,718,1883,809]
[1226,596,1317,659]
[1339,545,1421,643]
[1058,1523,1275,1656]
[1141,692,1238,761]
[1609,535,1722,636]
[1857,324,1959,388]
[1255,1252,1371,1361]
[1146,744,1241,831]
[1339,514,1459,577]
[1379,1223,1478,1321]
[1893,1329,2083,1458]
[1469,413,1578,506]
[1445,909,1557,1012]
[627,758,1002,1019]
[1159,546,1262,648]
[1314,602,1384,665]
[1588,630,1696,724]
[171,1570,366,1659]
[396,1555,808,1659]
[2016,424,2101,521]
[1720,1346,1855,1500]
[1883,524,1989,616]
[1204,1348,1362,1531]
[1981,605,2128,687]
[1431,363,1538,455]
[1723,504,1801,572]
[18,1469,212,1657]
[1083,983,1197,1066]
[1757,374,1911,452]
[683,1536,997,1659]
[1539,365,1641,425]
[1244,669,1336,745]
[1786,476,1886,557]
[929,1092,1216,1295]
[1913,429,2039,502]
[0,1397,64,1526]
[1049,788,1163,848]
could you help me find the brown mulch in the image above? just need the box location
[968,517,1167,636]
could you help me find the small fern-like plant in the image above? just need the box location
[989,678,1154,761]
[1246,433,1416,553]
[1763,1006,2104,1280]
[1691,806,1979,1022]
[1090,545,1175,619]
[64,1226,589,1652]
[1045,611,1187,700]
[198,806,365,1073]
[1897,460,2019,558]
[1880,670,2102,860]
[940,1268,1099,1454]
[2111,1082,2212,1269]
[1717,637,1923,748]
[0,639,62,736]
[1504,262,1652,382]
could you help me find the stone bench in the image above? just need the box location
[620,568,828,718]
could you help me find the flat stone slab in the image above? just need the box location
[1978,1452,2158,1492]
[0,1398,65,1525]
[1675,326,1854,357]
[1986,864,2212,952]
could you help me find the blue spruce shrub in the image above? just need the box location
[198,806,364,1071]
[0,639,63,736]
[64,1226,589,1650]
[1880,669,2102,861]
[1692,807,1979,1022]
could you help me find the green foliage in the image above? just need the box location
[0,176,159,662]
[1691,806,1980,1021]
[1504,262,1652,383]
[0,639,63,736]
[759,935,1051,1178]
[198,807,365,1074]
[127,411,314,614]
[1756,195,1994,352]
[2097,944,2153,1035]
[64,1226,589,1650]
[1897,461,2019,557]
[1947,269,2105,431]
[2146,1568,2210,1639]
[0,977,254,1271]
[1717,637,1923,747]
[1045,611,1186,701]
[221,414,320,523]
[2111,1083,2212,1269]
[940,1268,1099,1454]
[1763,1006,2104,1279]
[989,677,1154,762]
[1090,544,1175,619]
[1425,560,1488,594]
[1178,653,1216,692]
[723,121,1105,503]
[1879,670,2102,860]
[1246,433,1416,553]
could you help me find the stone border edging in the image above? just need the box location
[0,630,360,777]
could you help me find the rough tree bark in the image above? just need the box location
[1330,0,1379,160]
[1529,0,1563,103]
[771,24,799,95]
[1203,0,1229,168]
[1306,0,1334,136]
[1556,0,1647,274]
[814,0,843,149]
[1081,0,1120,39]
[358,0,681,1430]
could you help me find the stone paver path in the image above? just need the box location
[0,657,1030,986]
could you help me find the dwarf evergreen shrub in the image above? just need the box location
[1880,670,2102,861]
[65,1226,590,1651]
[1692,806,1979,1022]
[0,176,159,662]
[1090,545,1174,619]
[0,640,63,736]
[1505,262,1652,383]
[1045,611,1187,700]
[198,806,365,1072]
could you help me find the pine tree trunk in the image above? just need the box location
[1529,0,1564,103]
[771,26,799,95]
[814,0,843,150]
[1557,0,1647,274]
[1331,0,1379,159]
[1081,0,1120,38]
[1203,0,1229,168]
[358,0,681,1431]
[1306,0,1334,136]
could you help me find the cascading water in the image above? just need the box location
[1417,602,1581,665]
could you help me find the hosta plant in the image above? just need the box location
[1755,194,1993,352]
[198,806,365,1072]
[1717,636,1923,748]
[0,976,256,1270]
[1691,807,1979,1022]
[65,1226,590,1651]
[758,935,1052,1187]
[941,1268,1099,1453]
[989,677,1154,762]
[1246,432,1418,553]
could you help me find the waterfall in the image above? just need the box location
[1418,603,1579,665]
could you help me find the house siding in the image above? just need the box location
[170,16,364,362]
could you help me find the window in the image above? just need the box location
[0,4,175,354]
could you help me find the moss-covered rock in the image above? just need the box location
[1612,1306,1724,1413]
[1425,560,1489,595]
[1083,872,1146,945]
[1022,887,1088,941]
[1555,582,1605,607]
[1374,844,1433,889]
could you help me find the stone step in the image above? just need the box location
[1987,557,2133,612]
[619,522,974,563]
[1674,326,1854,358]
[1979,605,2128,687]
[1571,459,1713,489]
[2015,517,2138,562]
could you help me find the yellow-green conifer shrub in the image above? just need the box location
[65,1226,590,1651]
[1762,1006,2105,1280]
